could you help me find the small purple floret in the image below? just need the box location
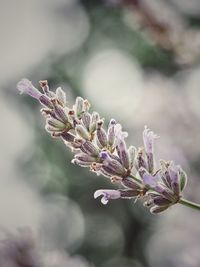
[143,125,159,154]
[94,189,121,204]
[100,151,109,160]
[17,79,42,100]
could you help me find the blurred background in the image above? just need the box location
[1,0,200,266]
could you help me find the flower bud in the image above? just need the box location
[45,125,63,133]
[116,139,130,170]
[155,185,178,203]
[150,205,169,214]
[107,119,116,147]
[128,146,136,169]
[100,166,114,177]
[82,112,91,130]
[54,105,69,123]
[61,132,75,143]
[121,177,141,190]
[39,95,54,109]
[83,99,91,112]
[71,159,92,167]
[152,196,172,206]
[89,112,100,133]
[75,153,97,163]
[75,125,91,140]
[96,121,108,148]
[75,97,84,118]
[103,159,126,177]
[120,189,140,198]
[179,167,187,191]
[56,87,66,106]
[47,118,66,129]
[71,139,83,149]
[135,148,148,170]
[81,141,99,157]
[39,80,50,95]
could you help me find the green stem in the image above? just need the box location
[129,174,143,185]
[179,198,200,211]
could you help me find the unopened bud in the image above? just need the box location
[150,205,169,214]
[120,189,140,199]
[75,153,97,163]
[96,123,108,148]
[75,125,91,140]
[179,167,187,191]
[107,119,116,147]
[117,139,130,170]
[56,87,66,106]
[89,112,100,133]
[61,132,75,143]
[75,97,84,118]
[82,112,91,130]
[54,105,69,123]
[81,141,99,157]
[128,146,136,169]
[47,118,65,129]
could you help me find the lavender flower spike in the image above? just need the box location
[17,78,42,99]
[94,189,121,204]
[17,78,200,214]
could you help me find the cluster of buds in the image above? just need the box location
[17,79,187,214]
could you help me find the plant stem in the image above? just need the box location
[130,174,143,185]
[179,198,200,211]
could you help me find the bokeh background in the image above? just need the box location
[1,0,200,266]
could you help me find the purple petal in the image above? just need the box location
[168,162,179,184]
[139,167,157,187]
[94,189,121,205]
[115,124,128,144]
[17,79,42,100]
[143,125,159,154]
[100,151,109,160]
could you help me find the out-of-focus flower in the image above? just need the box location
[0,228,92,267]
[0,228,41,267]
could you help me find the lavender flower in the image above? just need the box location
[17,78,42,99]
[143,126,159,173]
[17,79,194,214]
[94,189,121,204]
